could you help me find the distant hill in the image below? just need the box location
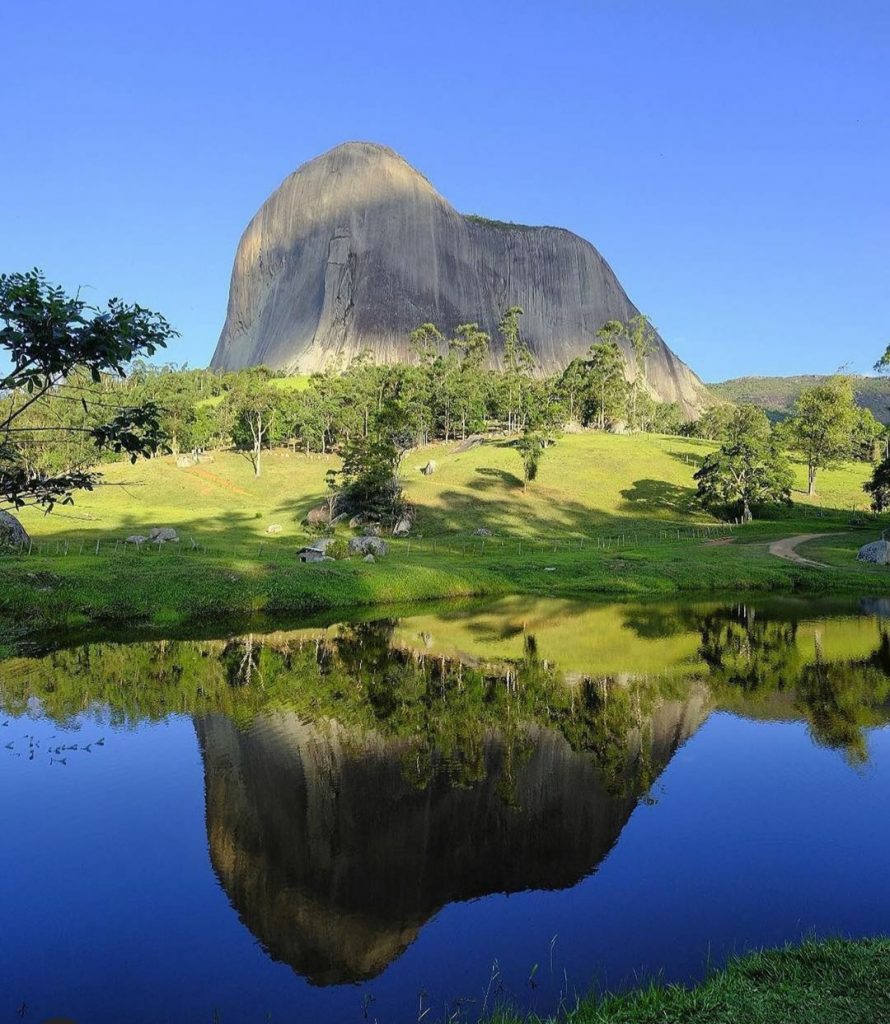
[710,375,890,424]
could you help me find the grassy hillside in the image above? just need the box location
[9,431,874,548]
[710,374,890,423]
[0,431,884,638]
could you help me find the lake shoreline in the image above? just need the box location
[485,938,890,1024]
[0,525,888,646]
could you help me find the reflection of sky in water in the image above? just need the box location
[1,599,890,1023]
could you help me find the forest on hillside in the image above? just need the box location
[711,375,890,424]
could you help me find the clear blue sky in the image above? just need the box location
[2,0,888,381]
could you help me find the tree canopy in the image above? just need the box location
[784,376,858,496]
[0,269,175,513]
[694,407,793,522]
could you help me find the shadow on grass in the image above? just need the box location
[472,467,524,489]
[619,479,699,517]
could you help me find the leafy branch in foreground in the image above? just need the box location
[0,269,176,512]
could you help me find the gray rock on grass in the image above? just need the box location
[150,527,179,543]
[0,511,30,548]
[857,540,890,565]
[349,536,388,557]
[392,517,412,537]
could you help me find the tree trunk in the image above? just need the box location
[742,499,753,523]
[808,463,817,496]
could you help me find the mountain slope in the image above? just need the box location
[711,375,890,423]
[211,141,710,414]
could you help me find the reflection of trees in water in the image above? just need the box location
[5,605,890,773]
[0,619,698,804]
[620,599,890,763]
[697,607,801,692]
[796,658,890,765]
[688,606,890,764]
[222,634,260,688]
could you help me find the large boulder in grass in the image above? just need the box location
[0,511,29,549]
[149,527,179,543]
[349,536,388,557]
[857,540,890,565]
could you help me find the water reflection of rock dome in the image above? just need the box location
[196,691,708,985]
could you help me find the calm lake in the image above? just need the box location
[3,594,890,1023]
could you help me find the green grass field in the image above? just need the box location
[9,431,876,546]
[1,431,886,638]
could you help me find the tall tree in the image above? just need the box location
[864,457,890,513]
[557,357,588,424]
[626,314,656,429]
[337,398,411,523]
[515,429,548,492]
[450,323,490,438]
[694,429,793,523]
[588,337,628,429]
[0,269,173,515]
[409,323,445,366]
[499,306,533,432]
[850,407,884,463]
[693,404,736,441]
[786,376,857,496]
[224,371,280,477]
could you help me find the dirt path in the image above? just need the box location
[187,465,252,497]
[767,533,834,569]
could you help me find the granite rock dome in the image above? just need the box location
[212,142,708,413]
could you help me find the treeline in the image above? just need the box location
[2,310,687,482]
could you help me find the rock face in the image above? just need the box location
[212,142,710,414]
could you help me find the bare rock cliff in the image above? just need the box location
[212,141,709,413]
